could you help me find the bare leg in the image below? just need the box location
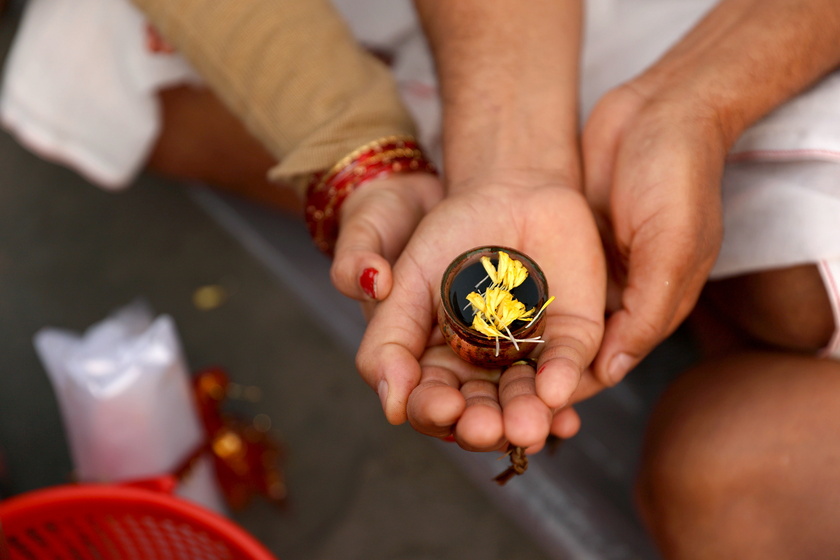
[147,84,302,215]
[701,263,834,352]
[637,264,840,559]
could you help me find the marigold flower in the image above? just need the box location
[466,251,553,348]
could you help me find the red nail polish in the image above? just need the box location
[442,434,456,443]
[537,365,547,376]
[360,267,378,299]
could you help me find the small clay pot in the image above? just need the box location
[437,246,549,368]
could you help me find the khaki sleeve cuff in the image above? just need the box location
[132,0,417,196]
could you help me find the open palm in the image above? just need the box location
[356,181,605,451]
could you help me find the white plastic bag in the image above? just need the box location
[33,301,225,513]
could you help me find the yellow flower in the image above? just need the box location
[465,251,554,349]
[480,251,528,290]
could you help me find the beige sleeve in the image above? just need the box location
[131,0,417,193]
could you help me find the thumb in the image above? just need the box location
[332,223,395,302]
[355,256,434,425]
[331,174,442,301]
[593,244,706,387]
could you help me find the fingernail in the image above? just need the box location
[607,352,634,385]
[442,434,456,443]
[377,379,389,410]
[360,267,378,299]
[537,365,547,376]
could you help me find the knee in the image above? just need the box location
[635,370,779,557]
[638,352,840,558]
[636,406,740,554]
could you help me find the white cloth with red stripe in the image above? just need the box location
[3,0,840,352]
[578,0,840,358]
[580,0,840,282]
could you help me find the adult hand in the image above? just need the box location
[582,84,725,387]
[331,172,444,304]
[356,176,605,452]
[582,0,840,388]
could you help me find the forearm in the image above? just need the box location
[413,0,583,191]
[633,0,840,147]
[131,0,416,192]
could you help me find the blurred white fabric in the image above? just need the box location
[0,0,199,188]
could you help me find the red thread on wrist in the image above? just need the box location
[304,135,436,256]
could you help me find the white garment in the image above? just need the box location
[578,0,840,280]
[577,0,840,356]
[818,260,840,359]
[0,0,199,188]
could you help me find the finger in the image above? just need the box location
[498,361,552,449]
[535,315,604,409]
[331,213,396,302]
[524,193,606,409]
[406,344,499,437]
[581,86,643,212]
[550,407,581,439]
[356,341,422,425]
[406,361,466,438]
[356,259,434,424]
[593,234,711,386]
[332,174,442,301]
[455,379,506,452]
[582,110,619,214]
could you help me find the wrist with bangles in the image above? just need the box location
[304,135,437,256]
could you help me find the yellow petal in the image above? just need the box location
[472,314,503,338]
[484,288,510,313]
[507,263,528,289]
[465,292,486,314]
[490,251,528,290]
[518,307,535,320]
[496,252,511,285]
[534,296,556,319]
[495,299,528,330]
[480,256,498,285]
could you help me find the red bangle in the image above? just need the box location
[305,135,437,256]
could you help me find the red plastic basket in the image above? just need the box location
[0,482,278,560]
